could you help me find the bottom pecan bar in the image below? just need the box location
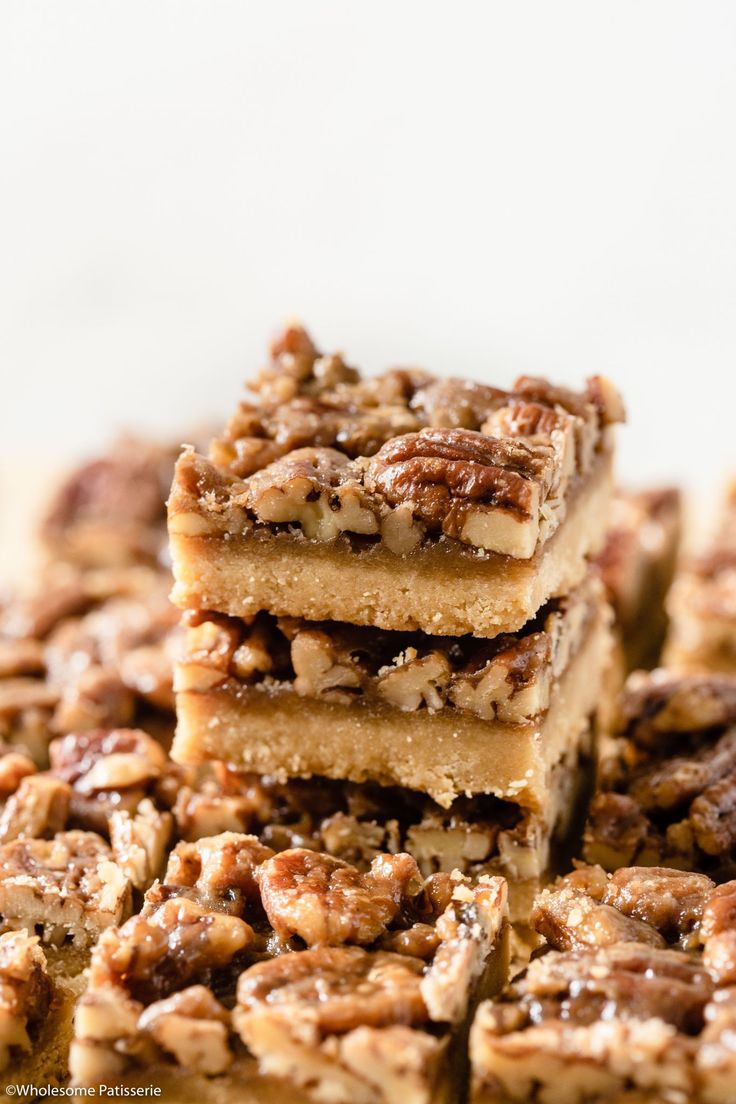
[71,833,508,1103]
[470,865,736,1104]
[584,670,736,877]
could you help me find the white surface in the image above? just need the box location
[1,1,736,493]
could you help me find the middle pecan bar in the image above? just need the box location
[172,573,610,809]
[168,324,624,637]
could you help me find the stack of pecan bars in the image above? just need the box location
[9,325,735,1103]
[167,325,624,956]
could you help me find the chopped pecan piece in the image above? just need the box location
[137,985,232,1075]
[420,876,507,1024]
[290,627,364,702]
[376,649,451,712]
[49,728,170,834]
[629,728,736,813]
[0,749,36,798]
[255,849,422,946]
[109,799,172,891]
[0,774,71,843]
[532,881,667,952]
[621,671,736,751]
[601,867,715,948]
[162,832,274,915]
[246,448,378,540]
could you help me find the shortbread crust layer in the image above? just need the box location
[170,448,612,639]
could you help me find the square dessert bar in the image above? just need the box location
[41,435,181,569]
[665,482,736,674]
[596,486,682,672]
[0,563,178,765]
[71,832,509,1104]
[470,865,736,1104]
[172,573,610,809]
[168,325,624,637]
[584,669,736,878]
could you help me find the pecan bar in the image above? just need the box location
[168,324,623,637]
[583,669,736,878]
[71,833,508,1103]
[173,572,610,808]
[470,865,736,1103]
[41,434,181,569]
[0,563,178,765]
[665,482,736,674]
[0,725,183,949]
[597,486,682,672]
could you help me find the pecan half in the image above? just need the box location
[255,849,422,946]
[235,946,427,1037]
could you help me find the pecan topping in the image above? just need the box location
[517,942,713,1033]
[586,671,736,874]
[90,896,253,1005]
[0,774,71,843]
[255,849,422,946]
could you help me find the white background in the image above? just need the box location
[2,1,736,505]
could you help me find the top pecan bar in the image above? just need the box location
[170,324,623,561]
